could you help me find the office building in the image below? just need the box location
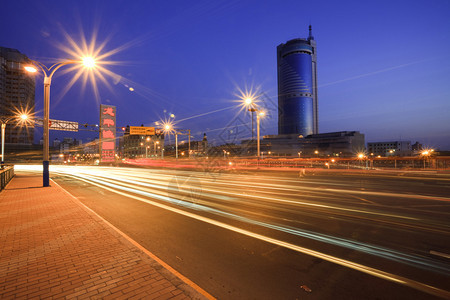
[265,131,365,157]
[367,141,412,157]
[0,47,35,145]
[121,126,164,158]
[277,26,318,136]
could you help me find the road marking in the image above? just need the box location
[430,250,450,259]
[57,173,450,299]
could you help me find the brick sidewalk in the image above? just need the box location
[0,173,211,299]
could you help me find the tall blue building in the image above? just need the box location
[277,26,318,136]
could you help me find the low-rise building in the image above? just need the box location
[367,141,412,157]
[263,131,365,157]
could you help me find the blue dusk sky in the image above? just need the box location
[1,0,450,149]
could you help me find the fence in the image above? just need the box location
[1,166,15,191]
[243,156,450,170]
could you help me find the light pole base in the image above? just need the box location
[43,161,50,187]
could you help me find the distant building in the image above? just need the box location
[411,141,423,154]
[122,126,164,158]
[189,133,208,156]
[277,26,318,136]
[164,134,208,158]
[264,131,365,157]
[53,138,61,148]
[367,141,412,157]
[59,138,82,154]
[0,47,35,145]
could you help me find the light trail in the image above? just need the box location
[15,165,450,298]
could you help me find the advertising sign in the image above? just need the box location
[99,104,116,162]
[34,119,78,132]
[129,126,155,135]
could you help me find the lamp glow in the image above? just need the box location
[82,57,95,68]
[24,66,37,73]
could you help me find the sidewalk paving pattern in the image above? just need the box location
[0,173,209,299]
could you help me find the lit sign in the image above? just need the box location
[100,104,116,162]
[129,126,155,135]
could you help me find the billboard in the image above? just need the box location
[100,104,116,162]
[129,126,155,135]
[35,119,78,132]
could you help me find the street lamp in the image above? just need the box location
[243,96,257,140]
[243,97,265,157]
[421,149,434,169]
[1,114,29,168]
[154,140,159,157]
[175,131,178,159]
[25,58,95,186]
[256,110,265,158]
[244,97,258,141]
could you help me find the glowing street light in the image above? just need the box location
[82,57,95,68]
[154,140,160,157]
[245,97,258,141]
[25,57,96,186]
[421,149,434,169]
[1,113,30,168]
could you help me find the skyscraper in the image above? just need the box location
[277,26,318,136]
[0,47,35,145]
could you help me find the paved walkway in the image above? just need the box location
[0,173,211,299]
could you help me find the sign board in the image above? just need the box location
[35,119,78,132]
[99,105,116,162]
[129,126,155,135]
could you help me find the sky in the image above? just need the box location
[1,0,450,149]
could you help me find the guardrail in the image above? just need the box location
[1,166,14,191]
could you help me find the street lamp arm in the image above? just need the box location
[27,59,49,75]
[47,61,77,79]
[27,59,77,83]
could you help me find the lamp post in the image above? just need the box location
[25,57,95,187]
[0,114,29,168]
[175,132,178,159]
[244,97,265,158]
[256,110,265,158]
[154,140,159,157]
[244,97,255,140]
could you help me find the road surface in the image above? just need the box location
[16,165,450,299]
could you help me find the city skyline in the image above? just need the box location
[1,0,449,149]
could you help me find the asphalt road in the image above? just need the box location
[17,165,450,299]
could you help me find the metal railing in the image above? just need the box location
[0,166,14,191]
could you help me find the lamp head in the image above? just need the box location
[24,66,37,73]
